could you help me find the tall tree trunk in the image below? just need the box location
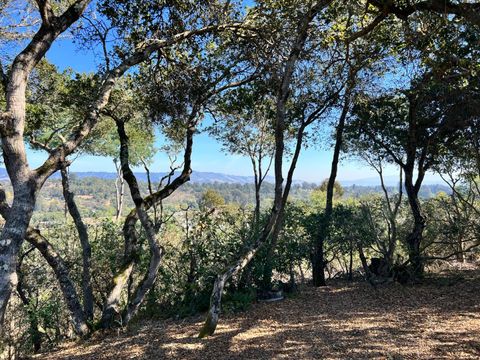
[61,167,94,321]
[404,169,425,278]
[114,119,164,326]
[312,228,328,286]
[198,0,330,335]
[313,84,351,287]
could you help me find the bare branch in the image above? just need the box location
[346,11,388,43]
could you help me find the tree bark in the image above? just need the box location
[60,167,94,321]
[404,168,426,278]
[114,158,125,222]
[199,1,332,337]
[0,182,37,327]
[0,0,91,328]
[313,77,352,287]
[25,229,90,336]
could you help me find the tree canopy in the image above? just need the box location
[1,0,480,357]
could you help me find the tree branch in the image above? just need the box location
[35,22,244,183]
[34,0,55,27]
[346,11,388,43]
[368,0,480,26]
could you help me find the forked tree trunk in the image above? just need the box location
[101,124,194,328]
[100,260,135,328]
[108,119,164,326]
[199,2,331,337]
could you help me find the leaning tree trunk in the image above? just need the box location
[198,1,329,336]
[25,229,90,336]
[198,231,271,338]
[61,167,94,321]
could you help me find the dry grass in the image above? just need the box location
[38,269,480,359]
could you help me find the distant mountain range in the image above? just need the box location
[0,168,445,187]
[0,168,273,185]
[339,174,445,187]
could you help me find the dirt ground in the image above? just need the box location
[37,269,480,360]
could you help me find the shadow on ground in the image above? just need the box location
[38,269,480,360]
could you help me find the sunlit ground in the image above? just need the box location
[38,269,480,360]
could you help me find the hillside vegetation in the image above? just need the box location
[2,0,480,359]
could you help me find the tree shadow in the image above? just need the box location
[39,269,480,359]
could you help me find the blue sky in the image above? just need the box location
[31,29,397,183]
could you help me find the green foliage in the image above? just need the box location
[24,61,156,166]
[198,189,225,210]
[222,289,256,314]
[141,203,253,318]
[5,1,480,357]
